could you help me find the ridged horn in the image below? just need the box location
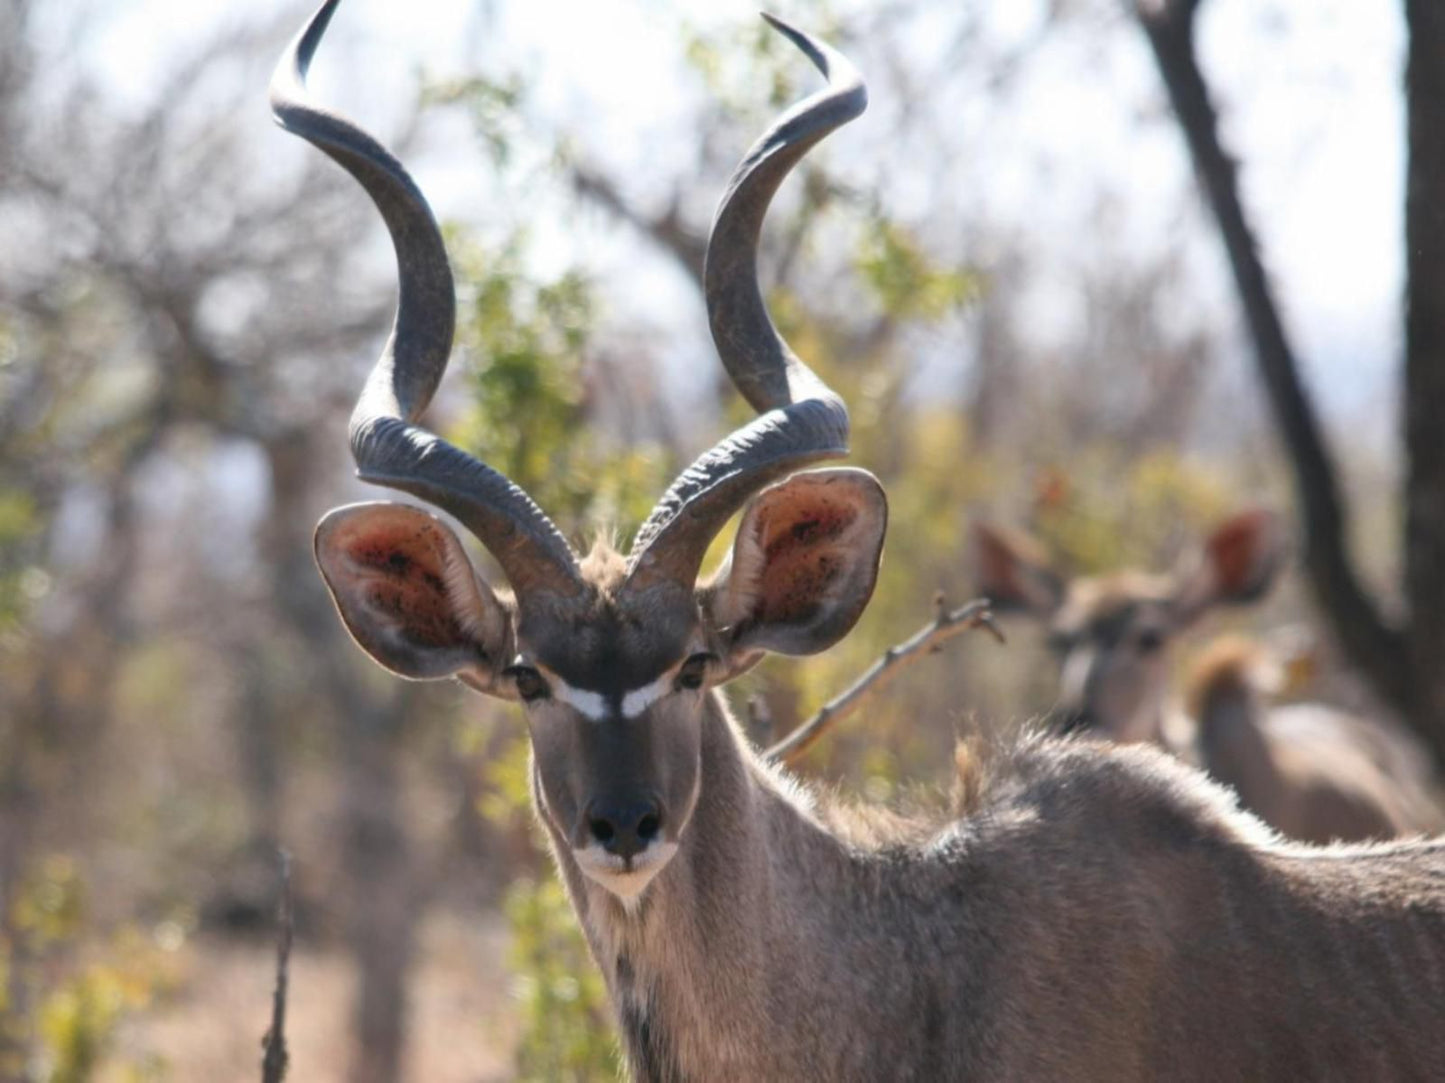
[625,14,866,591]
[270,0,583,600]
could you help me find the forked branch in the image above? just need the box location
[765,596,1003,766]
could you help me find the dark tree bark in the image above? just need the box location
[1131,0,1445,757]
[1403,1,1445,758]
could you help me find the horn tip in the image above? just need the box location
[273,0,344,101]
[759,11,808,49]
[757,12,865,106]
[298,0,345,69]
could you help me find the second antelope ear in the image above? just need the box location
[1172,508,1287,625]
[314,502,513,689]
[972,522,1065,616]
[707,469,887,661]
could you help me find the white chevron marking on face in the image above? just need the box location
[551,672,674,722]
[553,682,608,721]
[620,674,672,718]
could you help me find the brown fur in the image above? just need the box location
[543,696,1445,1081]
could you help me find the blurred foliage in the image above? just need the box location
[0,489,41,632]
[504,876,620,1082]
[38,970,130,1083]
[855,217,980,321]
[448,229,671,537]
[13,858,86,949]
[423,74,526,168]
[1030,449,1238,575]
[3,857,179,1083]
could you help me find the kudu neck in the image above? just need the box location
[1194,672,1280,799]
[554,690,847,1079]
[573,688,834,937]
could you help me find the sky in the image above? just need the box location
[1200,2,1404,420]
[74,0,1408,437]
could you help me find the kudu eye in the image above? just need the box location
[675,653,715,692]
[1135,628,1166,654]
[505,664,550,703]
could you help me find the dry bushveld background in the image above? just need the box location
[4,0,1445,1079]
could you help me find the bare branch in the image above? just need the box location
[569,160,707,286]
[260,850,294,1083]
[765,596,1004,766]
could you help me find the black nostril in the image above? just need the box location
[585,797,663,860]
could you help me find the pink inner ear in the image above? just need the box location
[1207,513,1270,595]
[344,522,468,650]
[975,525,1042,605]
[975,529,1020,598]
[755,499,858,623]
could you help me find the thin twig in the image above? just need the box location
[260,850,294,1083]
[764,595,1004,766]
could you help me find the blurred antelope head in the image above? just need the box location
[272,0,882,903]
[974,511,1286,744]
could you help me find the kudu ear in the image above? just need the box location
[1172,509,1287,625]
[706,469,886,664]
[972,522,1065,616]
[314,502,513,690]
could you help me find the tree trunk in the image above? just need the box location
[1403,0,1445,760]
[342,689,419,1083]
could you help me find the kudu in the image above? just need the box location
[274,4,1445,1078]
[975,511,1442,842]
[1187,634,1443,843]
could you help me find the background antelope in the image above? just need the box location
[274,2,1445,1078]
[974,510,1442,842]
[1188,633,1443,842]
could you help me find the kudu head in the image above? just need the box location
[271,0,883,901]
[973,510,1285,743]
